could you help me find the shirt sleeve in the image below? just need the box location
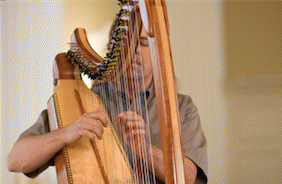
[178,94,208,184]
[18,110,55,178]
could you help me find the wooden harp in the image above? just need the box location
[47,0,185,183]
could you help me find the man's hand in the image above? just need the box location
[61,106,108,145]
[7,106,108,173]
[116,111,149,159]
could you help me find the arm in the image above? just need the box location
[7,106,108,174]
[116,111,197,184]
[7,127,66,173]
[152,146,197,184]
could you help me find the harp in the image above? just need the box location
[47,0,185,183]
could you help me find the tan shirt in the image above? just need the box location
[19,83,208,183]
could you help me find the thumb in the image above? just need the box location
[95,105,105,114]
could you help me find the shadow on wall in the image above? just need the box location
[223,1,282,183]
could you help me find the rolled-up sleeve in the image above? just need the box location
[18,110,54,178]
[178,94,208,183]
[18,110,50,139]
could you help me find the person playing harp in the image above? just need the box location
[7,1,208,183]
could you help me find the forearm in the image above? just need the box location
[7,106,108,175]
[7,128,66,173]
[151,146,197,184]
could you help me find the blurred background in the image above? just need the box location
[1,0,282,183]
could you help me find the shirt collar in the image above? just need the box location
[145,80,155,103]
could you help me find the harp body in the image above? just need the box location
[47,54,134,183]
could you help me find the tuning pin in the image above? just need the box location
[89,74,98,80]
[105,52,116,60]
[99,68,107,73]
[116,21,129,30]
[68,42,77,45]
[104,72,112,76]
[118,0,128,5]
[99,76,107,81]
[66,50,73,58]
[113,36,122,42]
[110,40,122,47]
[115,19,122,27]
[108,66,115,70]
[113,28,125,35]
[116,31,126,38]
[77,63,83,69]
[107,62,117,67]
[103,70,112,75]
[108,36,118,44]
[106,53,112,59]
[103,58,110,65]
[112,43,121,51]
[109,57,118,63]
[73,58,79,65]
[88,75,94,80]
[117,9,128,18]
[111,51,120,58]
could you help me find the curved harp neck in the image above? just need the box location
[53,28,104,81]
[72,28,104,64]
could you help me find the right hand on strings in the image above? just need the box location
[60,106,108,145]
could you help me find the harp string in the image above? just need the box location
[92,1,157,183]
[132,4,152,183]
[123,2,141,181]
[128,2,141,182]
[128,1,155,183]
[129,3,148,183]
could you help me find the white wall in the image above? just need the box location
[1,1,64,183]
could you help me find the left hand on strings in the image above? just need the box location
[116,111,150,159]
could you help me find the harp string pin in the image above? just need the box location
[117,0,128,5]
[107,62,117,67]
[109,58,118,63]
[111,51,120,57]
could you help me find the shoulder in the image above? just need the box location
[177,93,193,106]
[34,109,50,134]
[177,93,199,121]
[18,110,50,140]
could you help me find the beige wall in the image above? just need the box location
[223,1,282,183]
[167,2,227,183]
[224,1,282,88]
[0,0,3,180]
